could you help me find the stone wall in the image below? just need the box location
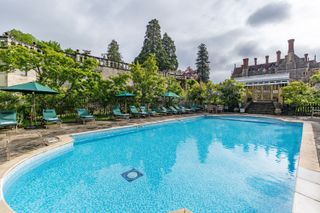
[0,66,129,87]
[96,66,130,80]
[0,70,36,87]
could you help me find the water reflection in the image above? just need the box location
[74,117,302,184]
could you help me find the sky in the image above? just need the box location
[1,0,320,82]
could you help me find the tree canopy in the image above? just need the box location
[162,33,178,71]
[135,19,167,71]
[131,54,166,104]
[218,79,245,107]
[6,29,38,45]
[282,81,315,105]
[166,77,184,97]
[196,43,210,83]
[187,81,207,104]
[106,40,122,62]
[0,43,100,112]
[311,70,320,84]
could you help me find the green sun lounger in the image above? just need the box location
[42,109,62,127]
[168,106,179,114]
[160,106,171,114]
[0,110,17,129]
[191,105,201,112]
[174,105,185,113]
[152,107,166,115]
[180,106,192,113]
[140,106,158,115]
[130,106,147,117]
[141,106,158,116]
[112,106,130,119]
[76,108,95,124]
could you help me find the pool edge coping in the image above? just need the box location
[0,114,318,213]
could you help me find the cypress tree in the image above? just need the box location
[196,43,210,82]
[162,33,178,71]
[135,19,166,71]
[106,40,122,62]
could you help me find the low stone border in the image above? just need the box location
[0,114,318,212]
[292,122,320,213]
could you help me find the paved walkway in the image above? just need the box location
[290,116,320,166]
[311,121,320,165]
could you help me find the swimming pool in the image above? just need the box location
[3,116,303,212]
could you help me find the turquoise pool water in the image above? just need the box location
[3,116,303,212]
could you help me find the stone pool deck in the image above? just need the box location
[0,113,319,212]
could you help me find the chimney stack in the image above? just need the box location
[254,58,257,66]
[304,53,308,62]
[288,39,295,53]
[265,55,269,65]
[276,50,281,63]
[243,58,249,69]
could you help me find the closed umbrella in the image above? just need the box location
[0,82,58,126]
[116,92,135,113]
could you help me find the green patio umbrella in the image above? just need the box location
[116,91,135,112]
[163,91,180,98]
[0,82,58,125]
[162,91,180,106]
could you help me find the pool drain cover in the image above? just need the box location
[121,168,143,182]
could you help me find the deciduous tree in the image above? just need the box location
[166,77,184,96]
[218,79,245,108]
[282,81,314,105]
[131,54,166,104]
[6,29,38,45]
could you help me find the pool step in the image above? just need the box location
[168,208,192,213]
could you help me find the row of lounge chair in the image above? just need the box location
[0,108,96,129]
[42,108,96,126]
[0,105,202,129]
[112,105,201,119]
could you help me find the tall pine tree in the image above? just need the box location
[196,43,210,82]
[135,19,166,71]
[162,33,178,71]
[106,40,122,62]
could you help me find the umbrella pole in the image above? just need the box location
[33,92,37,125]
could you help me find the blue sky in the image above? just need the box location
[1,0,319,82]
